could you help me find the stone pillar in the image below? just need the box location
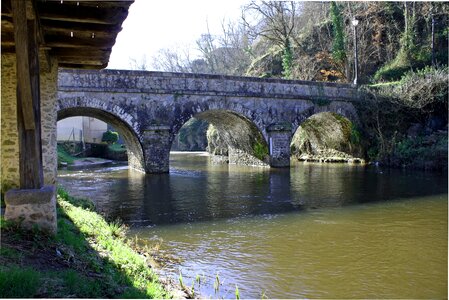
[40,59,58,185]
[267,123,292,168]
[2,54,58,234]
[142,125,171,173]
[1,54,20,192]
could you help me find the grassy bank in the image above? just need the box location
[57,144,77,165]
[0,188,170,298]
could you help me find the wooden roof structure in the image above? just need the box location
[1,0,133,69]
[1,0,133,190]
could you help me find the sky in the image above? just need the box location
[107,0,250,70]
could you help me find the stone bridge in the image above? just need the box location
[58,69,361,173]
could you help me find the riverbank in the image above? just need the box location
[0,188,177,298]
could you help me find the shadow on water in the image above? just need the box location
[57,153,448,227]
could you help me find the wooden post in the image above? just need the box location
[12,0,44,189]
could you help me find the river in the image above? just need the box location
[58,152,448,299]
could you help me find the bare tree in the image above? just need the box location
[242,1,301,49]
[242,1,303,77]
[128,54,150,70]
[150,46,193,72]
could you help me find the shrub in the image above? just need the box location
[101,130,119,144]
[375,66,448,109]
[253,140,269,161]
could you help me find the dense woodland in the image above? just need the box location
[143,1,448,170]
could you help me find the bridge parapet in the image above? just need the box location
[59,69,360,102]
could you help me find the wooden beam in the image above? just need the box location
[43,34,116,48]
[1,30,15,46]
[49,48,111,57]
[32,0,52,72]
[1,0,12,16]
[1,45,16,53]
[17,17,44,189]
[37,2,129,25]
[1,16,14,30]
[57,57,107,65]
[11,0,35,130]
[56,1,134,9]
[59,62,108,69]
[40,18,122,33]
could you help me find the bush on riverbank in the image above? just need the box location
[360,66,448,171]
[0,188,169,298]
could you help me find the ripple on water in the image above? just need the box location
[58,154,448,299]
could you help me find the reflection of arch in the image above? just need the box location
[57,106,145,173]
[172,109,269,165]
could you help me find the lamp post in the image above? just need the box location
[352,18,359,85]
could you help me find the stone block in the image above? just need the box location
[4,185,57,235]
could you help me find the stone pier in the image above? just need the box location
[267,123,293,168]
[142,126,172,173]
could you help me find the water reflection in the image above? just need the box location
[58,153,448,298]
[58,153,447,227]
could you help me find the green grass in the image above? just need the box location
[108,143,127,153]
[57,144,76,165]
[56,189,168,298]
[0,267,41,298]
[0,188,170,298]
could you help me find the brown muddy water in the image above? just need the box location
[58,152,448,299]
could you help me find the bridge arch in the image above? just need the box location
[57,97,145,172]
[172,109,270,166]
[290,101,360,137]
[290,110,364,162]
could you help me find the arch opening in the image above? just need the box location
[291,112,365,163]
[171,110,269,167]
[57,107,145,172]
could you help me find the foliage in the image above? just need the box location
[389,134,448,170]
[282,39,293,78]
[102,130,119,144]
[253,140,269,161]
[174,118,209,151]
[373,60,412,82]
[142,1,447,86]
[330,1,346,64]
[358,65,448,167]
[372,66,448,110]
[57,144,76,165]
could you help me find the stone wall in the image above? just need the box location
[1,54,59,192]
[58,69,360,103]
[1,54,20,192]
[40,60,58,185]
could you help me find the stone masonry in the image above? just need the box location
[1,53,58,234]
[1,54,20,191]
[40,59,59,185]
[57,69,361,173]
